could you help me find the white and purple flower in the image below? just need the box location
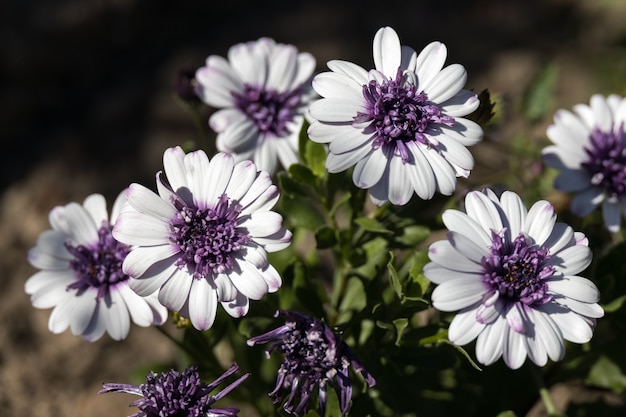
[308,26,483,205]
[100,363,249,417]
[424,189,603,369]
[195,37,317,174]
[112,147,292,331]
[542,94,626,232]
[247,311,376,417]
[25,193,167,342]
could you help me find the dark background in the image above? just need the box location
[1,0,625,416]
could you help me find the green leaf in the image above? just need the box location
[354,237,390,280]
[523,62,558,122]
[315,225,337,249]
[277,171,308,197]
[387,252,403,299]
[337,277,367,325]
[586,355,626,392]
[305,140,328,179]
[392,318,409,346]
[329,191,352,218]
[495,412,518,417]
[280,195,325,231]
[602,294,626,313]
[394,225,430,246]
[408,249,432,297]
[288,163,318,189]
[355,217,393,234]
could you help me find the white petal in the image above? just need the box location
[539,303,594,343]
[440,90,480,117]
[443,118,484,147]
[570,187,604,217]
[475,315,506,365]
[554,297,604,318]
[405,142,436,200]
[424,148,457,195]
[110,190,127,224]
[125,183,176,221]
[548,244,592,275]
[436,135,474,172]
[101,290,131,341]
[428,240,483,273]
[224,160,258,202]
[448,305,485,345]
[422,263,478,285]
[266,44,297,92]
[423,64,467,103]
[83,194,108,225]
[441,209,492,247]
[327,60,368,84]
[228,41,266,86]
[326,142,374,173]
[352,148,388,189]
[523,200,556,246]
[373,26,401,78]
[25,269,73,295]
[503,326,527,369]
[328,126,372,154]
[195,58,241,107]
[117,284,161,327]
[230,260,269,300]
[590,94,613,131]
[387,155,414,205]
[543,222,575,255]
[221,292,250,318]
[50,203,97,245]
[499,191,528,240]
[252,228,292,252]
[447,231,488,263]
[27,246,71,271]
[464,190,503,234]
[260,263,282,293]
[238,211,283,237]
[69,292,99,336]
[602,200,622,233]
[127,260,176,296]
[309,97,365,123]
[548,276,600,303]
[414,41,447,90]
[158,269,193,312]
[431,279,486,311]
[202,152,235,208]
[292,52,316,87]
[553,170,591,192]
[209,108,247,134]
[313,72,364,101]
[163,147,189,193]
[188,278,218,330]
[113,211,171,246]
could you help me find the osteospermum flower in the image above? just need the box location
[424,189,603,369]
[542,94,626,232]
[25,193,167,341]
[308,26,483,205]
[100,363,249,417]
[247,311,376,417]
[195,37,317,173]
[113,146,292,330]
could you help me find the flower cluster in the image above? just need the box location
[24,24,619,417]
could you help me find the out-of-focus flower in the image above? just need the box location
[173,68,202,106]
[308,26,483,205]
[25,193,167,341]
[247,311,376,416]
[99,363,249,417]
[113,146,291,330]
[542,94,626,232]
[424,189,603,369]
[195,37,316,174]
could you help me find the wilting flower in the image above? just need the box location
[25,193,167,341]
[424,189,603,369]
[113,147,291,330]
[308,26,483,205]
[99,363,249,417]
[542,94,626,232]
[247,311,376,416]
[195,37,317,173]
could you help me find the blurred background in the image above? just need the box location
[1,0,626,416]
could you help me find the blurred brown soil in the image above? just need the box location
[1,0,626,416]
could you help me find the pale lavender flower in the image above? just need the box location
[542,94,626,232]
[247,311,376,417]
[424,189,603,369]
[112,147,291,331]
[195,37,317,174]
[308,26,483,205]
[99,363,249,417]
[25,193,167,341]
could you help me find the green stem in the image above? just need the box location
[529,364,566,417]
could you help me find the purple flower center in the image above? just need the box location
[582,125,626,198]
[233,84,303,137]
[481,232,554,305]
[65,221,130,301]
[355,68,455,163]
[171,194,250,278]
